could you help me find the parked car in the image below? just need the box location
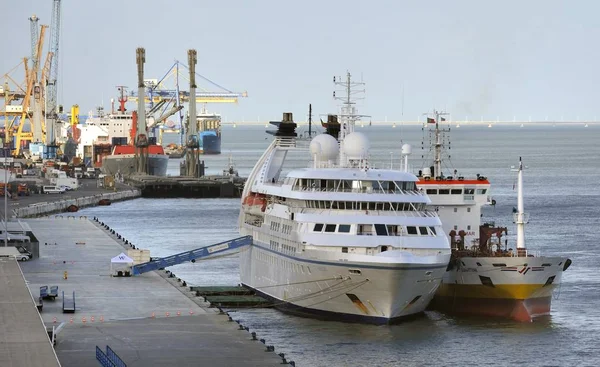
[59,185,75,191]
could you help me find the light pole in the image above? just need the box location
[3,146,8,247]
[389,152,393,170]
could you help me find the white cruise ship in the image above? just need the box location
[238,74,451,323]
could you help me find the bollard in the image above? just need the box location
[251,332,257,340]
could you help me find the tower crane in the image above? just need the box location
[45,0,62,158]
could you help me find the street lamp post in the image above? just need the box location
[2,146,8,247]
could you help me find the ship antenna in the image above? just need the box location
[308,103,312,137]
[422,109,449,177]
[511,157,529,255]
[333,71,368,166]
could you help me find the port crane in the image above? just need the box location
[44,0,62,159]
[1,15,49,156]
[127,59,247,145]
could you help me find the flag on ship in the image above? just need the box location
[427,117,435,124]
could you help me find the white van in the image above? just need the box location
[0,247,29,261]
[42,186,65,194]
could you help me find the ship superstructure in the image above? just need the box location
[238,74,451,323]
[417,111,571,321]
[197,107,221,154]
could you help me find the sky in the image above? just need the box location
[2,0,600,122]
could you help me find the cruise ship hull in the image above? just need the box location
[101,154,169,176]
[240,242,449,324]
[429,256,570,321]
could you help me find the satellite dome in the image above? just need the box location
[310,134,339,161]
[401,144,412,155]
[343,132,370,159]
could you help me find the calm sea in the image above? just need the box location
[81,124,600,367]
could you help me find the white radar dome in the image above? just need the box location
[401,144,412,155]
[343,132,370,159]
[310,134,339,161]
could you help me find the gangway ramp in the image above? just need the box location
[131,236,252,275]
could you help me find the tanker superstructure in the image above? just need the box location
[238,73,451,323]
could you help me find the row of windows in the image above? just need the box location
[269,221,293,235]
[312,223,437,236]
[426,188,487,195]
[293,179,417,192]
[305,201,425,211]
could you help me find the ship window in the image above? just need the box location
[477,189,487,194]
[467,225,471,230]
[467,208,471,213]
[439,189,450,194]
[342,247,348,253]
[349,269,361,275]
[451,189,462,194]
[387,225,398,236]
[465,188,475,195]
[429,226,437,235]
[375,224,388,236]
[453,208,458,213]
[313,223,324,232]
[492,263,507,267]
[407,226,418,235]
[419,226,428,235]
[325,224,336,232]
[381,246,388,252]
[338,224,351,233]
[426,189,437,195]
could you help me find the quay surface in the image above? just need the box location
[0,258,61,367]
[18,217,283,366]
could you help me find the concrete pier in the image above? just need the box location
[0,258,61,367]
[126,175,245,198]
[18,217,283,366]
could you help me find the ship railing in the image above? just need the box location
[275,138,296,148]
[294,187,422,195]
[301,208,438,218]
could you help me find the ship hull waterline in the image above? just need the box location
[429,256,569,322]
[240,243,450,324]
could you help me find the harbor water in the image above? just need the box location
[80,124,599,367]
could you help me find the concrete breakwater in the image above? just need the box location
[13,189,141,218]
